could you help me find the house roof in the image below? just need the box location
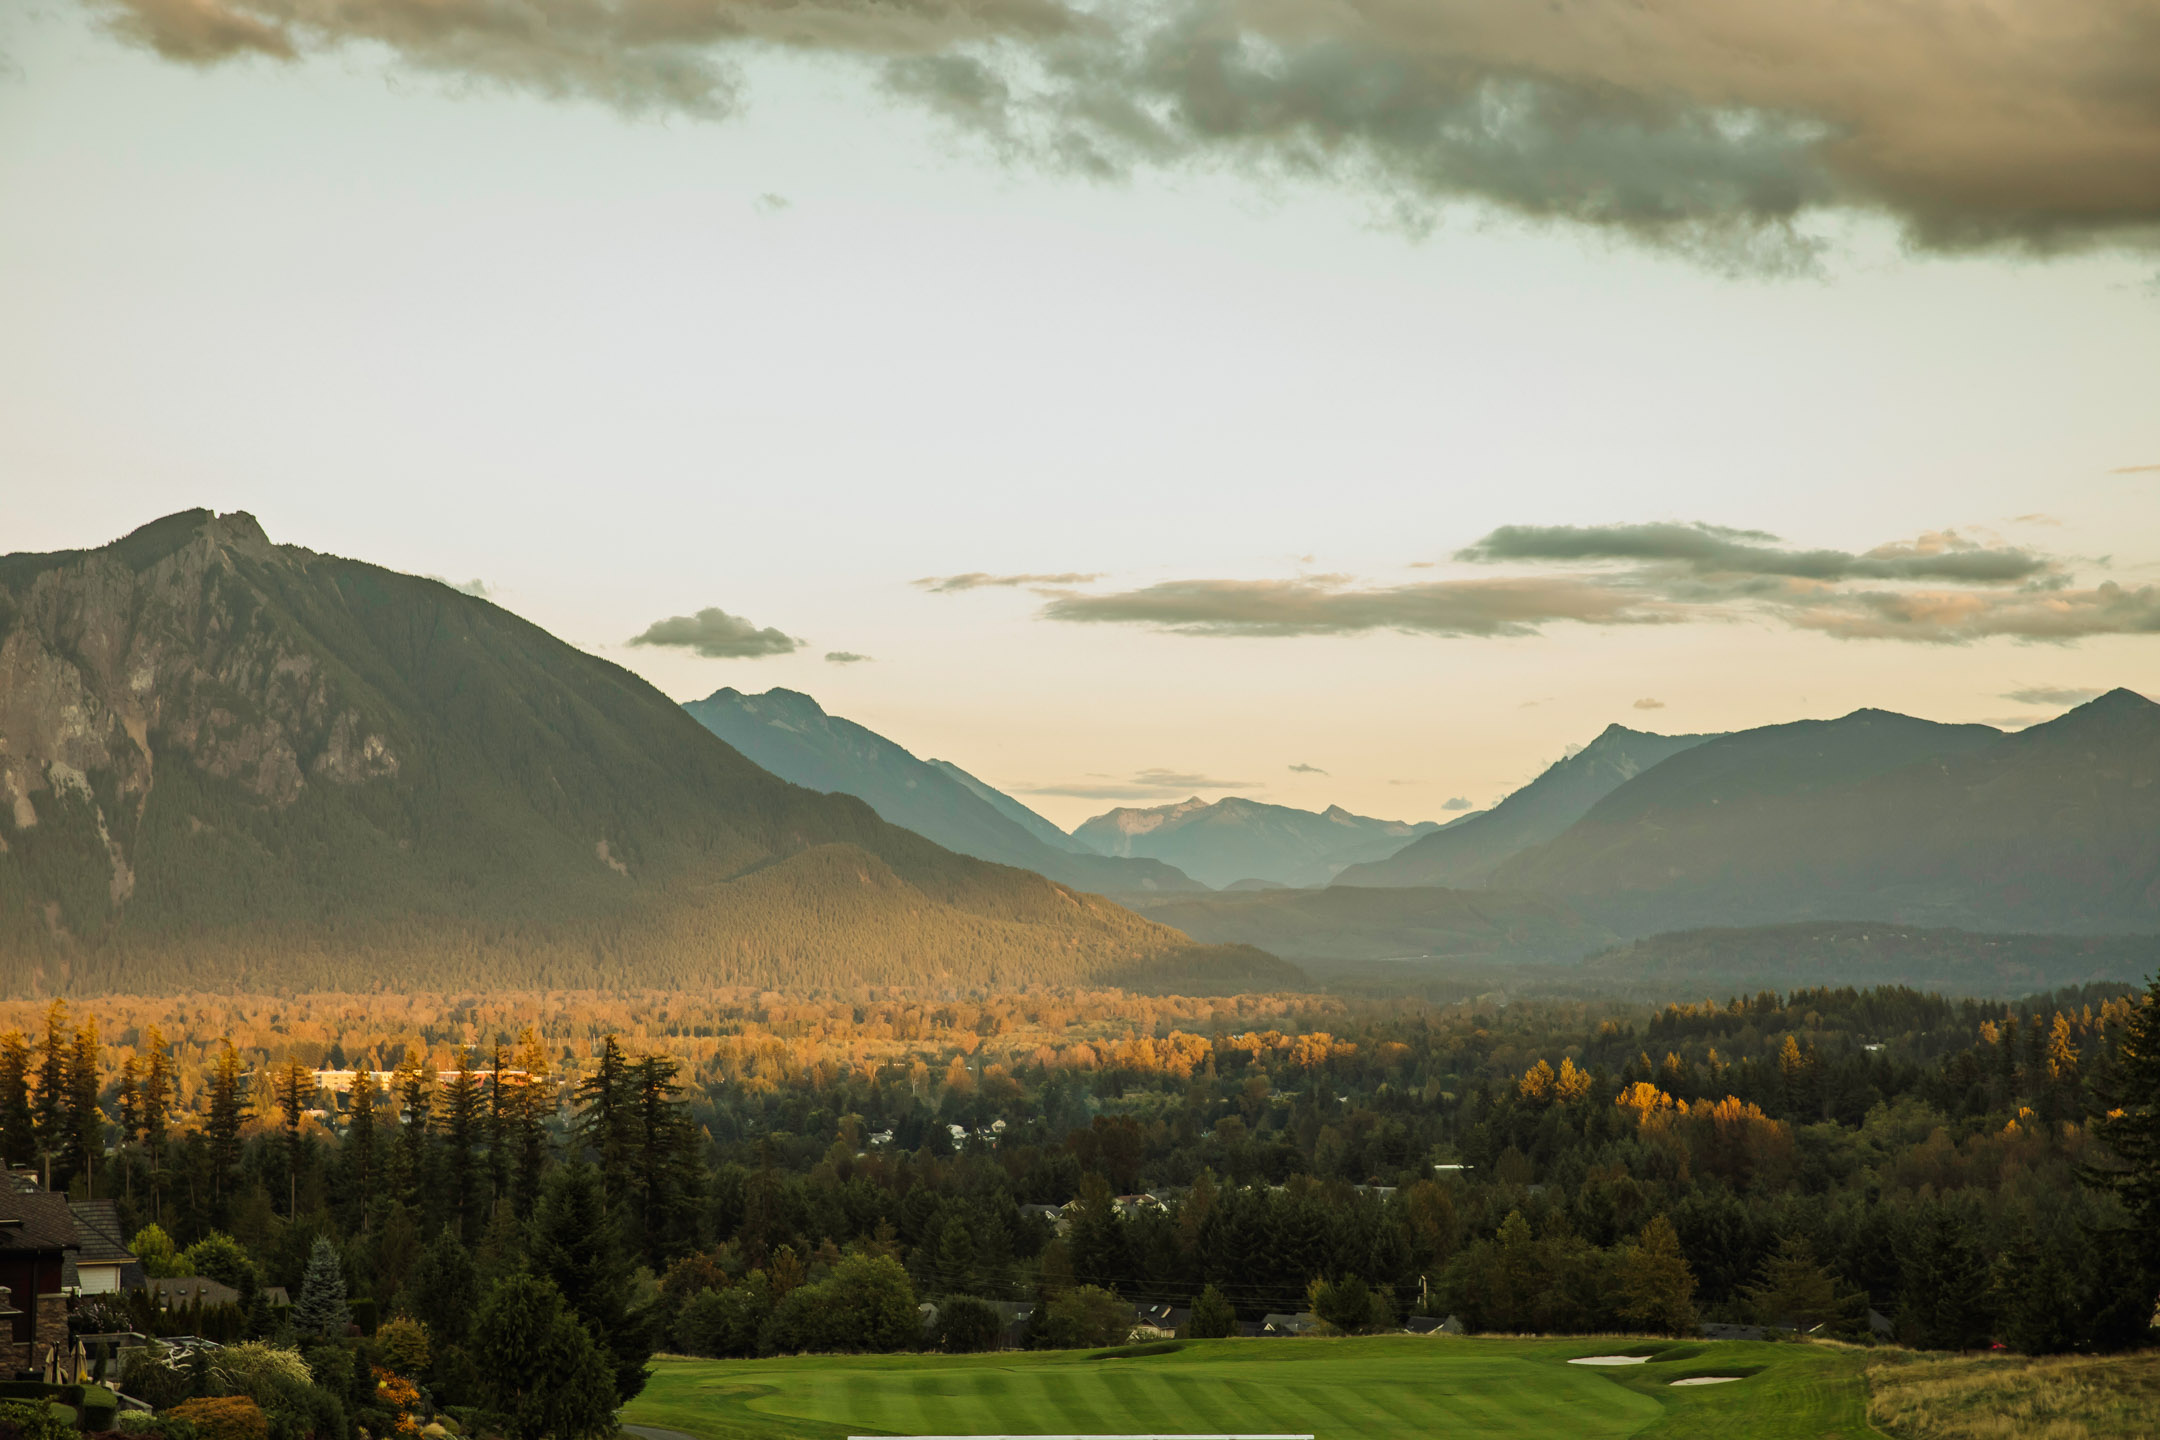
[0,1193,79,1255]
[68,1201,135,1265]
[146,1277,241,1308]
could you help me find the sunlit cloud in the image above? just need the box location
[629,606,800,658]
[915,571,1103,594]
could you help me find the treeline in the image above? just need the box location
[12,976,2160,1383]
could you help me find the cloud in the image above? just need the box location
[629,607,801,658]
[1022,767,1253,800]
[1632,697,1666,710]
[1442,796,1473,811]
[2001,685,2107,706]
[916,571,1103,594]
[824,651,872,664]
[2113,464,2160,475]
[1458,522,2058,587]
[426,575,492,598]
[1287,763,1327,775]
[1040,575,1670,638]
[1786,583,2160,643]
[754,192,791,214]
[86,0,2160,266]
[2010,514,2063,526]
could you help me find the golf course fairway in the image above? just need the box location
[622,1336,1888,1439]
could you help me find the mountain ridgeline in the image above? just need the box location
[0,511,1293,996]
[1071,795,1440,888]
[681,687,1202,895]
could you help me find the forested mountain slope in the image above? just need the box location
[683,687,1201,894]
[1495,696,2160,934]
[0,511,1288,995]
[1333,723,1718,888]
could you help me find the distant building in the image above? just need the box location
[146,1277,242,1311]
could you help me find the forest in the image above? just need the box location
[5,969,2158,1424]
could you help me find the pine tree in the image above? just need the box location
[347,1069,379,1226]
[442,1048,484,1241]
[276,1059,312,1216]
[2090,972,2160,1309]
[293,1235,353,1338]
[575,1037,636,1208]
[141,1027,170,1221]
[1188,1283,1236,1337]
[34,1001,69,1188]
[206,1042,248,1205]
[114,1057,139,1203]
[392,1049,432,1207]
[511,1029,552,1217]
[0,1032,35,1169]
[68,1019,102,1198]
[534,1163,651,1402]
[1614,1215,1698,1336]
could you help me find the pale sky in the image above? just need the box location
[4,1,2159,828]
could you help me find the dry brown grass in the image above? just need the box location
[1867,1351,2160,1440]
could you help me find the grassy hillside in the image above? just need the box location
[0,511,1291,995]
[625,1337,1886,1440]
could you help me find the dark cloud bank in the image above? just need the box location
[92,0,2160,267]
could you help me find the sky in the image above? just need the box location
[4,0,2159,828]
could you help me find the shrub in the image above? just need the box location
[674,1280,768,1359]
[0,1400,73,1440]
[371,1321,429,1382]
[1188,1285,1236,1339]
[1036,1287,1132,1350]
[206,1346,313,1406]
[933,1297,1002,1353]
[119,1353,194,1412]
[116,1414,200,1440]
[166,1398,269,1440]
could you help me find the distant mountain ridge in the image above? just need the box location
[1333,723,1720,888]
[1072,795,1439,888]
[1494,694,2160,934]
[0,511,1284,995]
[682,687,1202,895]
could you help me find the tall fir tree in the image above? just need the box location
[575,1037,637,1209]
[114,1057,139,1203]
[392,1048,433,1207]
[347,1067,379,1226]
[206,1041,248,1205]
[34,1001,69,1188]
[0,1032,34,1169]
[68,1018,101,1198]
[293,1235,353,1338]
[140,1027,171,1221]
[512,1029,552,1216]
[2090,972,2160,1328]
[276,1059,313,1216]
[442,1048,484,1241]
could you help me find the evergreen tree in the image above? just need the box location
[205,1042,248,1205]
[487,1042,511,1213]
[511,1029,552,1217]
[1188,1283,1236,1338]
[275,1059,312,1216]
[1615,1215,1698,1336]
[534,1162,651,1402]
[630,1054,699,1265]
[574,1037,637,1206]
[140,1026,171,1220]
[393,1049,433,1206]
[1895,1204,1994,1349]
[33,1001,69,1188]
[2090,972,2160,1319]
[472,1272,620,1440]
[293,1235,353,1338]
[442,1048,484,1241]
[1739,1236,1865,1336]
[402,1225,481,1349]
[114,1057,139,1203]
[68,1019,101,1198]
[0,1032,35,1169]
[346,1069,379,1225]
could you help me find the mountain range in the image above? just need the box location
[0,511,1290,996]
[682,687,1202,894]
[1071,796,1440,888]
[1332,724,1718,888]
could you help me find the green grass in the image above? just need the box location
[623,1335,1887,1440]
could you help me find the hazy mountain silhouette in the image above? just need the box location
[683,687,1202,895]
[1072,795,1439,888]
[1333,724,1720,888]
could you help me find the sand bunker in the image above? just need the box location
[1670,1376,1744,1386]
[1567,1356,1651,1366]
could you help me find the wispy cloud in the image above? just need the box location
[629,607,800,658]
[2002,685,2106,706]
[824,651,872,664]
[426,575,492,598]
[1287,763,1327,775]
[2010,514,2063,526]
[1441,796,1473,811]
[754,192,791,214]
[1021,767,1253,800]
[1040,575,1668,638]
[915,571,1103,594]
[1038,521,2150,647]
[1632,697,1666,710]
[2111,464,2160,475]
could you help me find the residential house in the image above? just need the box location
[145,1277,241,1312]
[0,1193,77,1375]
[67,1201,138,1295]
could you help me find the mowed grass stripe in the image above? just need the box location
[630,1338,1886,1440]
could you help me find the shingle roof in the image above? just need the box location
[146,1277,241,1308]
[68,1201,134,1265]
[0,1193,79,1254]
